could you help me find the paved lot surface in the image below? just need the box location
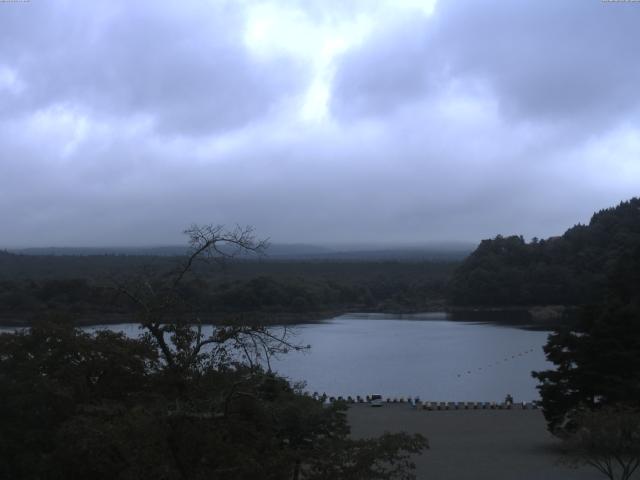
[348,404,608,480]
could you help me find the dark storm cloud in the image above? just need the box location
[332,0,640,126]
[0,0,638,248]
[0,1,306,135]
[325,0,640,244]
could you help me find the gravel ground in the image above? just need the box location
[348,404,607,480]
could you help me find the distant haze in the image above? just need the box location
[1,1,639,247]
[10,241,475,261]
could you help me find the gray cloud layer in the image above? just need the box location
[0,0,638,247]
[0,1,305,135]
[333,0,640,125]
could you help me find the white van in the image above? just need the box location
[370,394,383,407]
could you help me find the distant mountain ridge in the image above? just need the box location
[11,242,474,262]
[448,197,640,306]
[11,246,190,257]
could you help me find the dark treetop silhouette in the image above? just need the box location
[0,224,427,480]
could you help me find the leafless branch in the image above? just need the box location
[107,224,306,375]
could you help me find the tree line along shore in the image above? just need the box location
[2,199,639,329]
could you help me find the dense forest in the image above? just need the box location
[525,206,640,480]
[2,198,639,326]
[448,197,640,307]
[533,241,640,430]
[0,251,457,325]
[0,227,427,479]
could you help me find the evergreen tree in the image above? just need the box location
[532,245,640,432]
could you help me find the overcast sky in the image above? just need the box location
[1,0,639,247]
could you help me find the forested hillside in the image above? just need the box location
[0,252,456,325]
[448,198,640,306]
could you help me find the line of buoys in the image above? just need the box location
[418,400,539,411]
[455,347,539,378]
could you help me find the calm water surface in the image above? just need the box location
[3,312,553,402]
[271,313,552,402]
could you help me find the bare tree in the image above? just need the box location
[561,405,640,480]
[113,224,305,373]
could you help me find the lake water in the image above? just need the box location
[2,312,553,402]
[272,313,552,402]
